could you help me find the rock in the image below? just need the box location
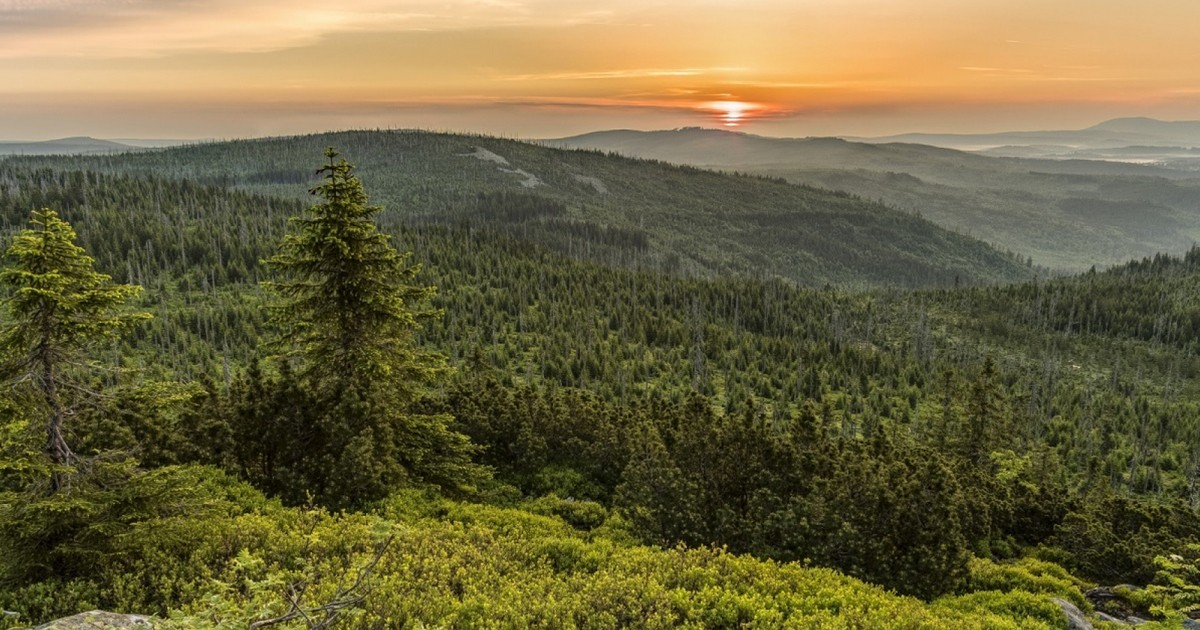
[1085,585,1146,620]
[1053,598,1094,630]
[1125,616,1148,625]
[1181,619,1200,629]
[34,611,154,629]
[1095,611,1124,623]
[1085,586,1118,601]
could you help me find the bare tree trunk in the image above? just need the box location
[40,348,74,492]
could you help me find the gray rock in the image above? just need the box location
[1095,611,1124,623]
[1053,598,1094,630]
[34,611,154,629]
[1125,616,1148,625]
[1181,619,1200,630]
[1086,586,1118,601]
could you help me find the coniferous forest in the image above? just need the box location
[1,134,1200,628]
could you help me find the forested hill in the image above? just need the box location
[0,136,138,156]
[549,127,1200,271]
[947,248,1200,354]
[2,160,1200,626]
[4,129,1035,289]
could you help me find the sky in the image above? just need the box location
[3,0,1200,140]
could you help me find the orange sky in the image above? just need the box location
[3,0,1200,139]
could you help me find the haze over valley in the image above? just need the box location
[551,119,1200,271]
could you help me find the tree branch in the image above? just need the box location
[248,534,394,630]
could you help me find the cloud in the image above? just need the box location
[959,67,1032,74]
[723,80,852,90]
[497,67,753,82]
[0,0,652,58]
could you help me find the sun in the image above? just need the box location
[701,100,760,127]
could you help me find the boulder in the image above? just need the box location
[1181,619,1200,630]
[1053,598,1094,630]
[34,611,154,629]
[1085,585,1155,621]
[1085,586,1117,600]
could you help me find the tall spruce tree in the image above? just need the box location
[265,148,444,385]
[262,149,482,507]
[0,209,149,492]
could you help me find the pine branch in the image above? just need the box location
[248,534,394,630]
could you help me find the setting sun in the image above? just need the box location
[5,1,1200,138]
[702,101,761,127]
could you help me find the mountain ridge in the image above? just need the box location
[0,136,139,156]
[853,116,1200,151]
[548,126,1200,271]
[2,128,1034,289]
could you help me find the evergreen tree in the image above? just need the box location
[965,356,1003,466]
[265,148,444,387]
[261,149,482,507]
[0,209,148,491]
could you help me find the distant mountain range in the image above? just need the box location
[12,119,1200,273]
[547,127,1192,177]
[0,137,192,155]
[548,124,1200,271]
[2,130,1033,289]
[853,117,1200,161]
[0,137,139,156]
[553,118,1200,165]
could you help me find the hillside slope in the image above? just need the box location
[2,165,1198,626]
[4,130,1032,289]
[550,128,1200,270]
[551,128,1190,178]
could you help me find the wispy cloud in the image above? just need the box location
[957,64,1129,84]
[1028,76,1125,82]
[0,0,649,58]
[499,68,707,81]
[959,67,1032,74]
[723,80,851,90]
[497,67,750,82]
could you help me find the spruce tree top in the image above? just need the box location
[264,149,444,393]
[0,209,148,379]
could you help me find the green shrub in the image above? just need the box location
[934,590,1064,629]
[1,484,1086,629]
[0,463,254,587]
[524,494,609,531]
[531,464,608,500]
[1051,491,1200,585]
[1145,544,1200,619]
[965,557,1090,608]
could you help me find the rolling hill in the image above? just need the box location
[0,136,139,156]
[3,146,1200,628]
[549,127,1200,271]
[855,117,1200,152]
[2,129,1033,289]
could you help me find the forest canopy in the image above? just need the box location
[0,142,1197,628]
